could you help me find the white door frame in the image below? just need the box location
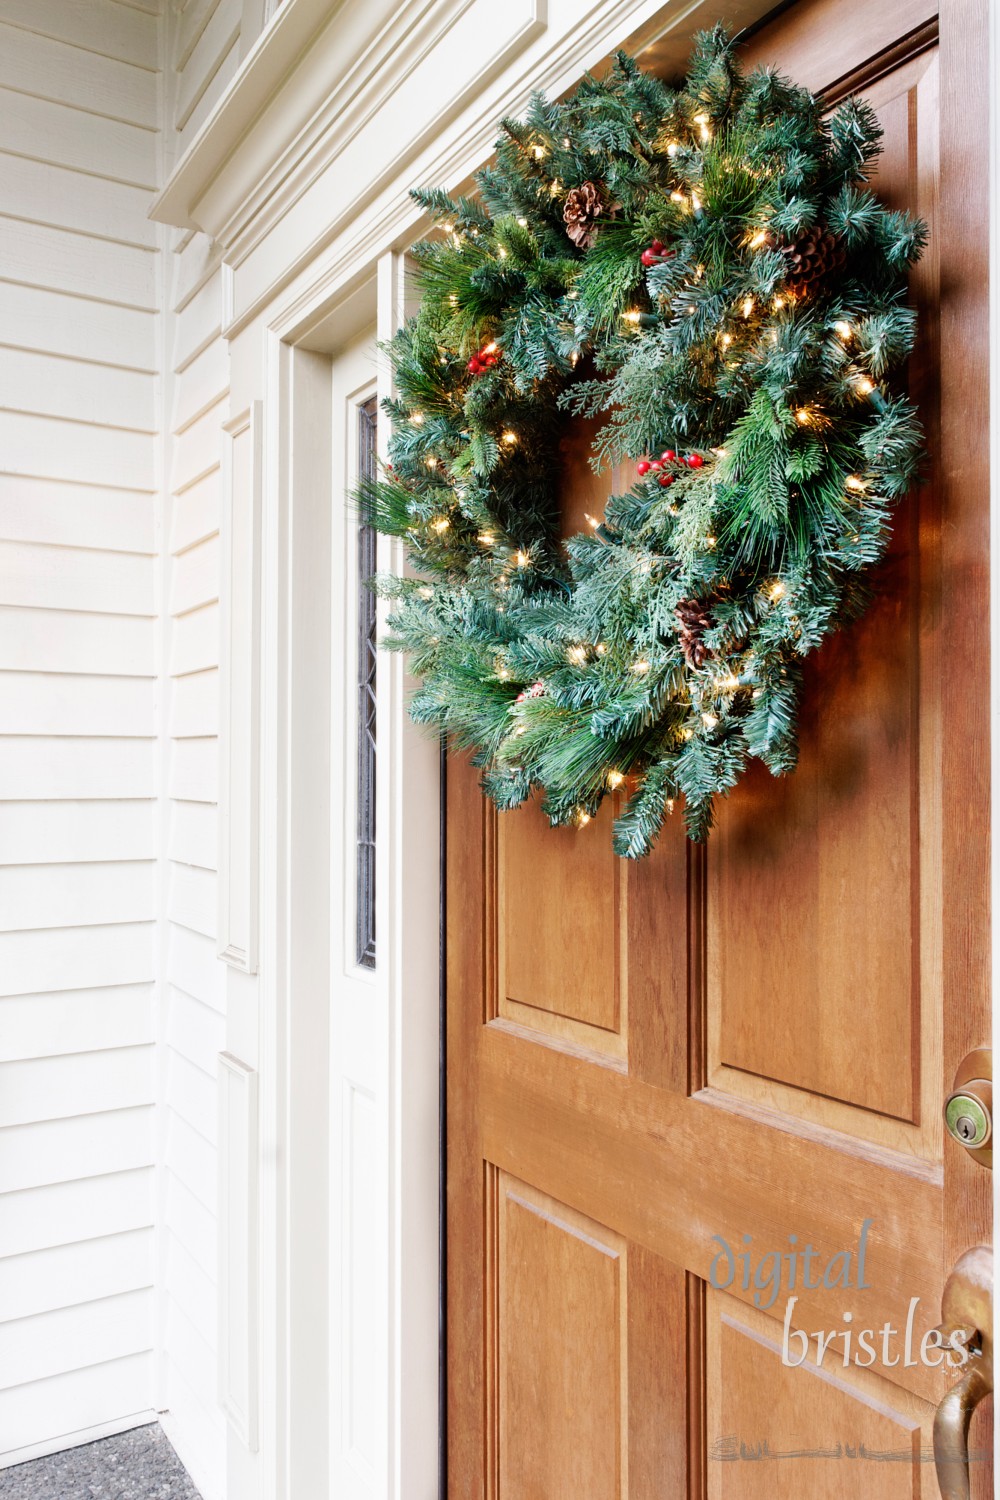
[256,254,440,1500]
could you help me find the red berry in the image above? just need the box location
[640,248,657,267]
[485,354,497,366]
[661,449,676,462]
[686,453,705,468]
[651,239,664,254]
[468,359,480,373]
[658,473,674,487]
[650,460,662,471]
[636,460,651,475]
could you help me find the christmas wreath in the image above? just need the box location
[367,27,925,854]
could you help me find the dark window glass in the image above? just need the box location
[356,398,378,969]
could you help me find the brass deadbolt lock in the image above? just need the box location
[944,1048,992,1167]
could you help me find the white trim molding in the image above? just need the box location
[218,1052,261,1453]
[150,0,543,241]
[218,402,263,973]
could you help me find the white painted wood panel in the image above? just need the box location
[171,399,227,491]
[167,925,225,1013]
[0,861,155,932]
[169,602,220,676]
[166,986,226,1071]
[0,921,154,996]
[166,1113,217,1210]
[0,607,154,675]
[0,673,156,738]
[0,5,161,1456]
[168,1050,218,1143]
[0,285,156,373]
[0,215,156,311]
[166,1300,220,1417]
[170,470,220,554]
[169,736,219,803]
[0,1107,154,1194]
[0,738,154,800]
[165,1172,216,1268]
[0,1229,154,1323]
[176,0,223,71]
[218,1053,258,1449]
[178,37,241,155]
[173,339,230,433]
[0,23,157,127]
[170,668,220,738]
[0,154,158,247]
[0,1288,154,1391]
[0,984,155,1061]
[165,1231,216,1340]
[0,1047,155,1129]
[169,799,217,871]
[0,801,155,865]
[0,1,158,69]
[0,1352,154,1457]
[168,862,217,937]
[0,89,157,189]
[86,0,235,1483]
[176,0,241,130]
[0,1169,154,1260]
[0,413,155,490]
[171,231,221,315]
[0,348,156,433]
[172,271,224,373]
[171,534,221,616]
[0,541,154,614]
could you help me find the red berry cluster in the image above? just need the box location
[467,342,500,376]
[640,239,675,268]
[515,679,545,704]
[635,450,705,487]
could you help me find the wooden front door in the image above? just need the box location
[446,2,993,1496]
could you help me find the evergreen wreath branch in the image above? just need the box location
[364,26,925,855]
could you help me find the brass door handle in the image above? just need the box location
[934,1246,993,1500]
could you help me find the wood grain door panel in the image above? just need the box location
[708,47,942,1151]
[447,3,992,1496]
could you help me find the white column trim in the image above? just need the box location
[218,402,263,973]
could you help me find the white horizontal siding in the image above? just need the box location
[0,1353,154,1455]
[0,0,161,1461]
[0,1168,154,1259]
[0,985,155,1060]
[0,23,158,127]
[0,285,157,373]
[0,860,155,930]
[0,0,159,67]
[0,1228,155,1322]
[160,23,230,1481]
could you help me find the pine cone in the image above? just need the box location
[675,598,714,668]
[563,181,607,249]
[779,226,846,297]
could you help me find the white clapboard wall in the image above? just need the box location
[0,0,161,1464]
[158,3,241,1497]
[0,0,239,1491]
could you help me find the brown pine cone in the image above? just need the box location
[778,226,846,297]
[675,598,714,668]
[563,181,606,249]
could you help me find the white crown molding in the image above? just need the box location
[149,0,522,238]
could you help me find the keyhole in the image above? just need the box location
[956,1116,978,1142]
